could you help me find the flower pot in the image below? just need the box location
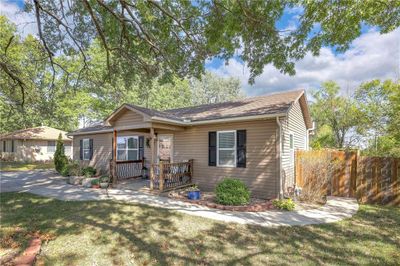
[92,184,100,189]
[100,183,109,189]
[187,190,201,200]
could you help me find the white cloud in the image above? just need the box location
[209,28,400,96]
[0,1,37,36]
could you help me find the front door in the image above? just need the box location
[157,134,173,163]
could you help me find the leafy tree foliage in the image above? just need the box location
[18,0,399,93]
[311,79,400,157]
[354,80,400,156]
[0,16,243,133]
[310,81,362,149]
[190,71,243,105]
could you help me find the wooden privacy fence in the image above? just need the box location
[295,150,399,205]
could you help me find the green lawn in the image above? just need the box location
[0,161,54,171]
[0,192,399,265]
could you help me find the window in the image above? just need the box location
[217,131,236,167]
[47,141,56,153]
[82,138,91,160]
[117,136,138,161]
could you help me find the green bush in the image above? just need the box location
[215,178,250,205]
[272,198,295,211]
[54,133,68,173]
[82,166,96,177]
[99,176,110,183]
[60,165,70,177]
[68,162,82,176]
[91,178,99,185]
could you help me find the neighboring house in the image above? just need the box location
[68,90,313,198]
[0,126,72,162]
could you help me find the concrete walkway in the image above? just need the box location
[0,170,359,227]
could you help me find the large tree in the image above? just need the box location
[354,79,400,156]
[190,71,243,105]
[310,81,362,149]
[14,0,399,94]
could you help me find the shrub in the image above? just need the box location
[54,133,68,173]
[68,162,82,176]
[298,151,341,203]
[215,178,250,205]
[99,176,110,183]
[82,166,96,177]
[91,178,99,185]
[60,165,70,177]
[272,198,295,211]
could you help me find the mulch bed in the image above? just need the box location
[168,190,275,212]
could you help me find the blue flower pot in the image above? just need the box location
[188,190,201,200]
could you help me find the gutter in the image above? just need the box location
[306,121,316,150]
[151,112,287,126]
[276,116,284,199]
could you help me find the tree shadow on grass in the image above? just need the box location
[1,192,399,265]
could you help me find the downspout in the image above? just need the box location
[276,117,283,199]
[306,122,315,150]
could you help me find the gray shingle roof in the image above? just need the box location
[69,90,306,135]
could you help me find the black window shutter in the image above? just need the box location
[138,136,144,160]
[111,137,114,160]
[89,139,93,160]
[237,130,246,168]
[208,131,217,166]
[79,139,83,160]
[11,140,14,152]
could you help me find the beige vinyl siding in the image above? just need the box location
[73,133,112,174]
[112,109,144,127]
[0,139,72,162]
[171,119,278,199]
[281,101,308,192]
[72,131,151,174]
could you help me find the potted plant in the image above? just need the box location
[91,178,100,189]
[187,185,201,200]
[99,176,109,189]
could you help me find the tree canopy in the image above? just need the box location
[0,14,243,133]
[310,79,400,157]
[7,0,398,97]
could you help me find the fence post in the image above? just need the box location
[159,162,164,191]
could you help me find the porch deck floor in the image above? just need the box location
[114,178,151,192]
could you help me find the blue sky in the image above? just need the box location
[1,0,399,96]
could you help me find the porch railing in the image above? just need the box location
[150,159,193,191]
[110,159,144,181]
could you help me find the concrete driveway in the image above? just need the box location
[0,170,359,227]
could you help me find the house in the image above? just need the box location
[68,90,313,199]
[0,126,72,162]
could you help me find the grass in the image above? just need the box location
[0,161,54,171]
[0,192,399,265]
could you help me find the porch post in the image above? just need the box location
[112,129,117,185]
[150,127,155,190]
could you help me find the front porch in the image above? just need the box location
[109,159,194,192]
